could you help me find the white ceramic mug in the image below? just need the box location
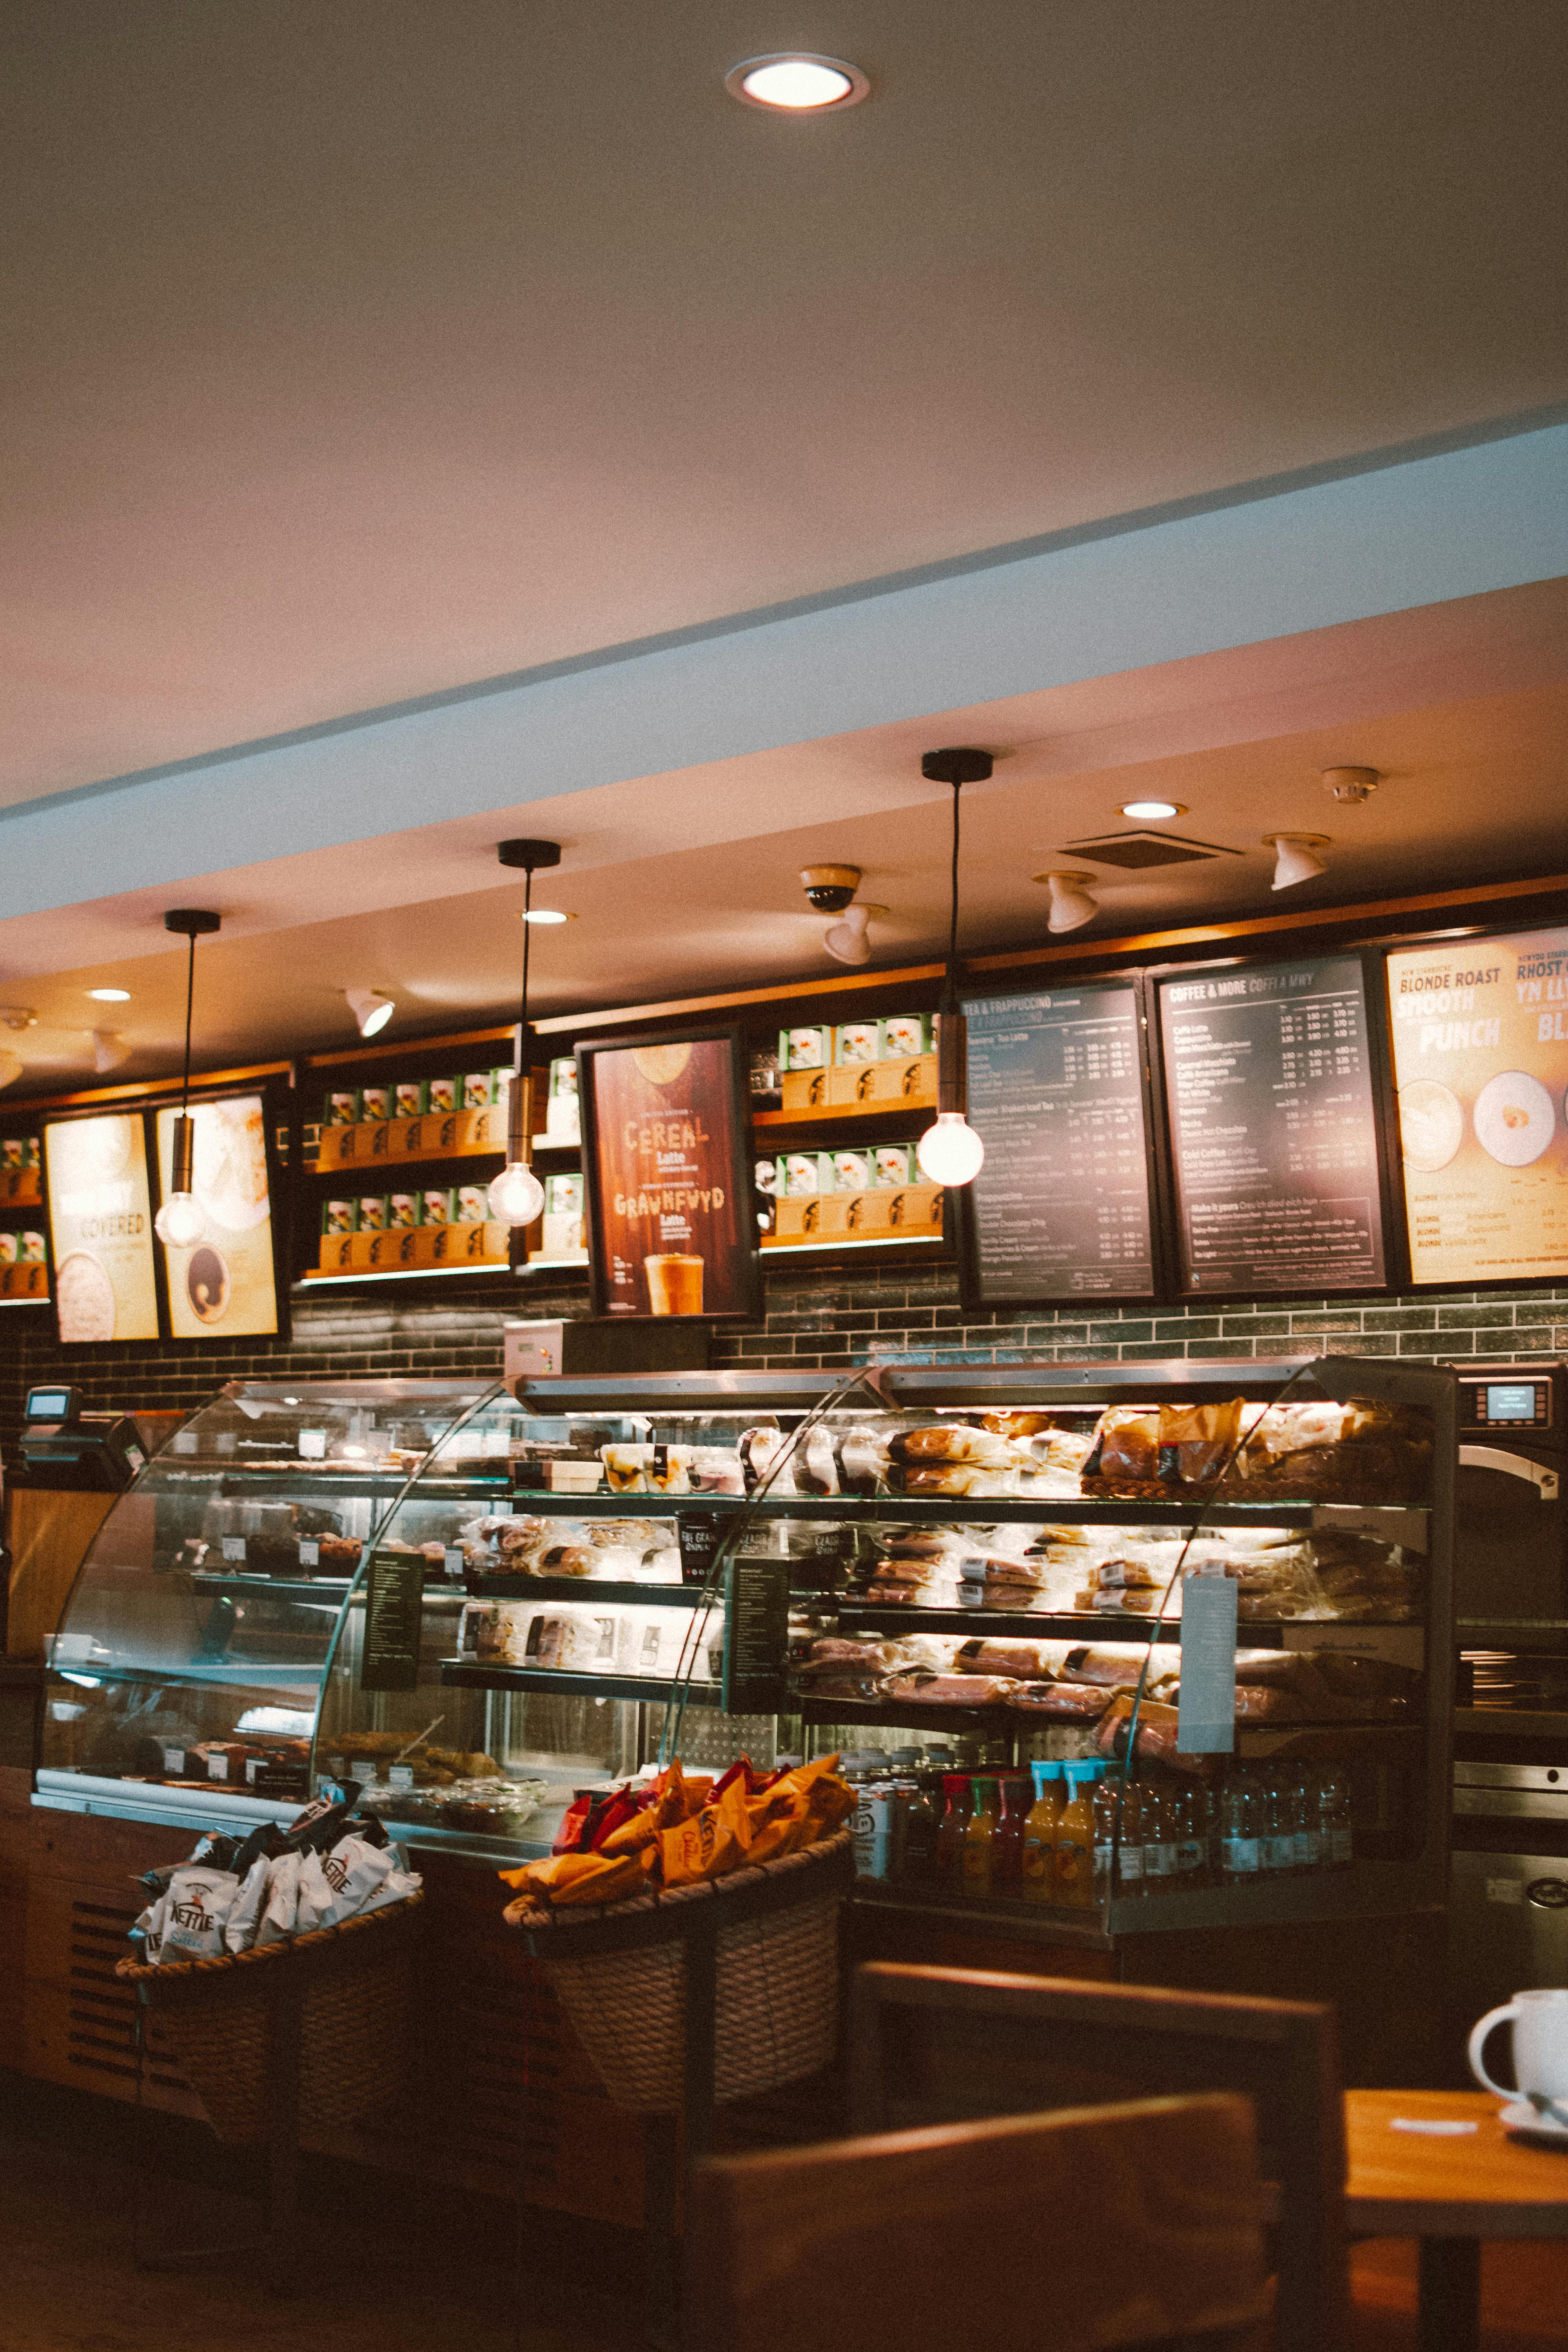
[1468,1986,1568,2101]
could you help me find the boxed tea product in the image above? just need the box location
[359,1085,392,1121]
[872,1143,913,1187]
[325,1089,361,1126]
[387,1192,420,1229]
[542,1172,584,1257]
[780,1025,831,1070]
[545,1058,579,1143]
[421,1187,456,1226]
[394,1080,427,1118]
[322,1198,358,1236]
[18,1232,45,1263]
[831,1149,873,1191]
[426,1076,458,1115]
[754,1158,779,1197]
[456,1185,488,1224]
[0,1140,21,1169]
[880,1013,929,1059]
[357,1196,388,1231]
[835,1020,880,1065]
[463,1072,495,1109]
[781,1152,821,1196]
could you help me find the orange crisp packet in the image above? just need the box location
[659,1775,754,1888]
[599,1760,689,1858]
[501,1848,650,1914]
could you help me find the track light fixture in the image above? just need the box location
[154,909,220,1250]
[916,749,991,1189]
[92,1032,129,1074]
[488,840,561,1228]
[346,987,395,1038]
[1033,871,1101,933]
[0,1051,20,1091]
[823,903,872,966]
[1264,833,1330,889]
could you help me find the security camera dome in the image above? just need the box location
[801,863,861,914]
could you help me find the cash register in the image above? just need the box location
[16,1385,147,1491]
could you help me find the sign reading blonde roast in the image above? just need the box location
[1387,925,1568,1285]
[577,1027,759,1318]
[155,1094,280,1338]
[43,1112,159,1343]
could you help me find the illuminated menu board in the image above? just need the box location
[155,1094,280,1338]
[43,1112,159,1342]
[961,984,1156,1301]
[1388,925,1568,1286]
[1158,955,1387,1295]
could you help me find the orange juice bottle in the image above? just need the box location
[961,1777,1000,1898]
[936,1774,972,1889]
[1053,1763,1096,1907]
[1021,1760,1063,1905]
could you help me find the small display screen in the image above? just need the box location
[1486,1383,1539,1422]
[25,1388,71,1421]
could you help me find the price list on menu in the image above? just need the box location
[1158,955,1386,1295]
[962,985,1155,1301]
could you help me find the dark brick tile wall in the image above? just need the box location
[5,1259,1566,1463]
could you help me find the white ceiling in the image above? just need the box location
[3,0,1566,801]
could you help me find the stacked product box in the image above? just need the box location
[776,1017,936,1111]
[318,1186,511,1272]
[760,1139,944,1242]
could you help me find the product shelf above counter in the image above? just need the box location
[452,1490,1423,1526]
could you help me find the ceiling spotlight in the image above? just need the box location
[520,908,572,926]
[1119,800,1185,822]
[824,903,882,966]
[0,1050,21,1090]
[1323,766,1379,806]
[88,987,131,1003]
[92,1031,129,1074]
[1033,871,1100,933]
[345,987,395,1038]
[0,1008,37,1031]
[725,53,869,110]
[1264,833,1330,889]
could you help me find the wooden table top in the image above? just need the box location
[1346,2091,1568,2238]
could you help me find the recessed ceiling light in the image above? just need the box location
[520,908,573,927]
[725,54,870,110]
[1118,800,1184,822]
[88,987,131,1002]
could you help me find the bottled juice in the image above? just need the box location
[936,1774,972,1890]
[961,1777,1000,1898]
[1021,1760,1063,1905]
[1092,1766,1123,1906]
[994,1774,1031,1895]
[1053,1763,1096,1906]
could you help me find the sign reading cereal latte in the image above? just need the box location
[43,1112,159,1341]
[1387,925,1568,1285]
[578,1027,759,1318]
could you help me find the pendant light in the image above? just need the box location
[916,749,990,1189]
[154,909,220,1249]
[488,839,561,1227]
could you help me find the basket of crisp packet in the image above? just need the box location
[500,1756,855,2112]
[116,1793,423,2145]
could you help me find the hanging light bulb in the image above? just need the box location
[1264,833,1330,889]
[915,748,992,1190]
[152,910,219,1250]
[488,839,562,1229]
[1033,870,1100,933]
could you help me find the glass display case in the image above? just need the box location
[36,1358,1454,1945]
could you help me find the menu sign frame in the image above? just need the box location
[152,1082,290,1342]
[1151,947,1398,1304]
[577,1024,761,1321]
[42,1108,161,1344]
[955,977,1165,1310]
[1384,922,1568,1294]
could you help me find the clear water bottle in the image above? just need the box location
[1290,1766,1322,1874]
[1259,1768,1296,1875]
[1113,1777,1146,1898]
[1318,1765,1354,1868]
[1142,1785,1178,1893]
[1092,1767,1122,1906]
[1220,1765,1263,1884]
[1170,1783,1208,1887]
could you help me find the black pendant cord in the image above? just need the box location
[180,931,196,1115]
[519,868,532,1045]
[947,780,961,983]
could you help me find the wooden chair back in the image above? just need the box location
[849,1962,1346,2352]
[683,2089,1273,2352]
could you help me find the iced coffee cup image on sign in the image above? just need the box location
[644,1254,704,1314]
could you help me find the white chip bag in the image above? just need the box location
[254,1849,302,1947]
[223,1855,273,1954]
[161,1868,241,1962]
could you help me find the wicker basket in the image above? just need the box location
[114,1892,424,2147]
[507,1830,852,2114]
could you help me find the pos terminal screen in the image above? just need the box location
[1486,1384,1538,1422]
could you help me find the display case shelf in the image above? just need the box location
[472,1490,1396,1525]
[440,1659,722,1705]
[465,1577,714,1605]
[827,1604,1412,1644]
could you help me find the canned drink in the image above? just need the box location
[858,1784,898,1881]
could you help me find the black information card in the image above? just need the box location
[962,983,1156,1302]
[1158,954,1386,1296]
[359,1550,426,1692]
[722,1556,790,1715]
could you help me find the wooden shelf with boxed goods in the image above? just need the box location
[0,1167,42,1208]
[309,1218,512,1278]
[0,1261,50,1302]
[766,1181,944,1248]
[314,1101,509,1172]
[754,1052,936,1125]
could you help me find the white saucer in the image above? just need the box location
[1500,2098,1568,2142]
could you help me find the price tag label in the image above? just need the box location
[298,1429,327,1460]
[206,1752,229,1781]
[298,1539,320,1568]
[443,1546,465,1581]
[389,1763,415,1791]
[221,1536,246,1563]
